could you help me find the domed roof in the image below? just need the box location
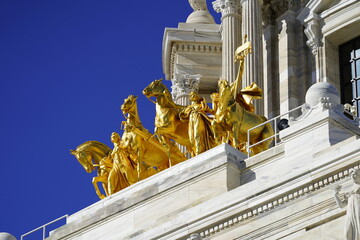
[186,11,215,24]
[0,233,16,240]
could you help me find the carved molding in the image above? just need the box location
[188,233,203,240]
[304,13,323,55]
[171,74,201,101]
[262,0,309,26]
[169,43,222,79]
[189,0,208,11]
[212,0,241,17]
[191,163,360,239]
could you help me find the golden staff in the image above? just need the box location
[233,34,252,99]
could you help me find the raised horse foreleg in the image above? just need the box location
[92,175,108,199]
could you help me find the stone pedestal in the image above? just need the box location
[163,23,222,100]
[48,144,246,240]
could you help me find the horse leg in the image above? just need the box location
[136,148,148,180]
[212,121,222,146]
[168,142,186,165]
[232,124,240,150]
[157,133,174,166]
[92,175,108,199]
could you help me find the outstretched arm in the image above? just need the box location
[334,185,348,208]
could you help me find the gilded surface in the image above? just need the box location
[142,79,194,156]
[179,91,216,156]
[70,141,112,199]
[71,40,274,199]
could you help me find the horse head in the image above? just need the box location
[142,79,165,98]
[70,149,95,173]
[218,79,233,103]
[121,95,138,114]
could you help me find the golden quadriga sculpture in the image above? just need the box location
[71,95,187,199]
[71,38,274,199]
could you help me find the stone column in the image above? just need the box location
[241,0,264,114]
[171,74,201,106]
[213,0,242,84]
[277,10,300,115]
[263,24,279,119]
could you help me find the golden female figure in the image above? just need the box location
[107,132,137,195]
[179,91,215,156]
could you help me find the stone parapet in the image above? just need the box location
[48,144,246,240]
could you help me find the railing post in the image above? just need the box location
[21,215,68,240]
[246,104,305,157]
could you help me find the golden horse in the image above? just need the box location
[214,79,274,155]
[120,95,186,178]
[142,79,193,157]
[70,141,113,199]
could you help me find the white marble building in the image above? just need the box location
[165,0,360,119]
[45,0,360,239]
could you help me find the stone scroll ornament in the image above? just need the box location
[189,0,208,11]
[334,168,360,240]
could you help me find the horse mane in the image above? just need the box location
[162,88,184,110]
[76,141,112,154]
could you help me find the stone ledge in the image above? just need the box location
[48,144,246,240]
[136,138,360,240]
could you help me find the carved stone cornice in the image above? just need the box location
[304,13,323,55]
[262,0,309,26]
[171,74,201,101]
[193,162,360,239]
[212,0,241,18]
[169,43,222,79]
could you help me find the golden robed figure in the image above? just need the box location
[71,39,274,199]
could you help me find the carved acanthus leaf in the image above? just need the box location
[171,74,201,100]
[262,0,304,26]
[212,0,241,16]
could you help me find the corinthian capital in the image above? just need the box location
[171,74,201,101]
[212,0,241,17]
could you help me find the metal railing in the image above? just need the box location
[21,215,68,240]
[246,104,305,157]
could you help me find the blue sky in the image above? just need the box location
[0,1,220,239]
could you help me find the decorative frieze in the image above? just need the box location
[188,163,360,239]
[172,43,222,53]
